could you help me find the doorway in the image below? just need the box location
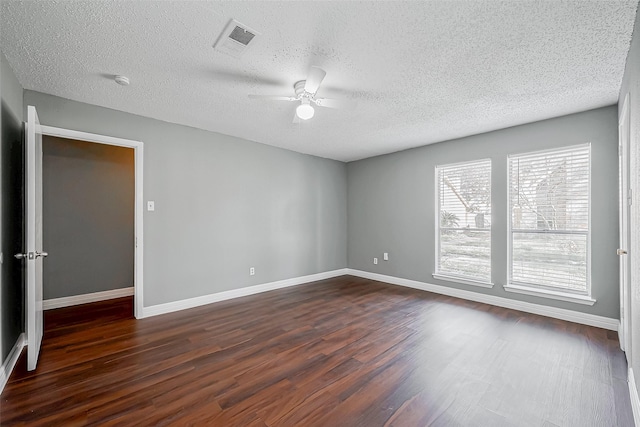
[42,135,134,319]
[39,125,144,319]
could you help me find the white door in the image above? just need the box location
[25,105,46,370]
[619,94,631,361]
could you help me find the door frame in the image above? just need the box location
[39,125,144,318]
[619,93,631,358]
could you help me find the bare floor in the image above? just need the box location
[1,275,633,426]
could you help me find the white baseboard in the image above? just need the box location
[141,269,349,318]
[0,333,25,395]
[347,269,619,331]
[629,368,640,426]
[43,287,134,310]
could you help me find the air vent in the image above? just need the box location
[213,19,260,58]
[229,26,255,46]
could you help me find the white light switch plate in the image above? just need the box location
[147,201,155,211]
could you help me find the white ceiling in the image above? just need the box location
[1,1,637,162]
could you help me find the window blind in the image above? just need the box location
[509,144,590,294]
[436,159,491,282]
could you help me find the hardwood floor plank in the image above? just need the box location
[0,276,632,426]
[613,377,635,427]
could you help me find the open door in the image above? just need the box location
[21,106,47,370]
[619,94,631,361]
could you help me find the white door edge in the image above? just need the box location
[25,106,43,371]
[619,93,631,361]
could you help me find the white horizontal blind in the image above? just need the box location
[509,144,590,294]
[436,159,491,282]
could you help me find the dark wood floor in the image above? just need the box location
[1,275,633,426]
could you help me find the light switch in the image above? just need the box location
[147,201,155,211]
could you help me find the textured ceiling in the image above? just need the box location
[1,1,638,162]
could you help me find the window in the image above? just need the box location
[435,159,491,284]
[508,144,590,297]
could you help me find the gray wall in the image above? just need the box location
[42,136,134,300]
[0,51,24,363]
[347,106,620,319]
[24,90,348,307]
[619,5,640,400]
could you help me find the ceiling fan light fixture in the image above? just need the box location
[114,75,130,86]
[296,103,315,120]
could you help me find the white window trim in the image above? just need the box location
[432,273,494,289]
[506,143,592,302]
[435,158,492,284]
[504,283,596,306]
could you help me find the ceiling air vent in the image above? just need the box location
[213,19,261,58]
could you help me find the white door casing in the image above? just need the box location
[38,123,145,318]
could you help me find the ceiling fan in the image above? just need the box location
[248,66,356,122]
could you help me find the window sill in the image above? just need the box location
[432,274,494,289]
[503,283,596,306]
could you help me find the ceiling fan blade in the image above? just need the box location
[304,66,326,95]
[292,112,301,124]
[206,69,285,87]
[313,97,357,110]
[248,95,297,101]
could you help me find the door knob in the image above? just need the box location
[618,249,628,255]
[14,252,47,259]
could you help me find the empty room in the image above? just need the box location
[1,1,640,426]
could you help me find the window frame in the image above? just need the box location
[506,143,594,305]
[434,158,493,288]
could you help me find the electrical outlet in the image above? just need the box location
[383,252,389,261]
[250,267,255,276]
[373,257,378,265]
